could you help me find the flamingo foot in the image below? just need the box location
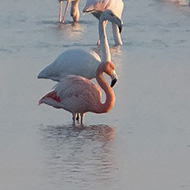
[59,19,65,23]
[80,113,85,125]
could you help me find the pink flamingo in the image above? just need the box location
[83,0,124,45]
[39,61,118,125]
[58,0,80,23]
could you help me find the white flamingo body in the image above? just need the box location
[58,0,80,23]
[38,10,122,82]
[83,0,124,45]
[38,49,100,81]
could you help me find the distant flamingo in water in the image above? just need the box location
[39,61,118,125]
[83,0,124,45]
[38,10,122,81]
[58,0,80,23]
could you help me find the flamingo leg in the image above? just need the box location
[62,0,71,23]
[80,113,85,124]
[59,1,63,23]
[72,113,77,126]
[70,0,80,22]
[76,113,79,122]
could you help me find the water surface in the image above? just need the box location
[0,0,190,190]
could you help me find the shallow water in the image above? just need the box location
[0,0,190,190]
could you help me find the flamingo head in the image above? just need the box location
[100,10,123,33]
[103,61,118,87]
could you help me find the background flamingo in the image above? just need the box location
[58,0,80,23]
[38,10,122,81]
[83,0,124,45]
[39,61,118,125]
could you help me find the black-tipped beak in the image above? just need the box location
[119,22,123,33]
[111,78,118,87]
[110,70,118,87]
[113,14,123,33]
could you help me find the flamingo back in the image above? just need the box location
[38,49,101,81]
[83,0,124,18]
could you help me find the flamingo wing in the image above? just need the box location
[54,75,102,113]
[38,49,101,81]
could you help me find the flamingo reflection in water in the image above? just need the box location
[40,124,116,185]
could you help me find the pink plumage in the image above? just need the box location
[39,61,118,125]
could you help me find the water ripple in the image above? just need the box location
[40,124,117,189]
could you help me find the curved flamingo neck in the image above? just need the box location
[99,19,111,62]
[94,64,115,113]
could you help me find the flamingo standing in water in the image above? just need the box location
[58,0,80,23]
[83,0,124,45]
[38,10,120,124]
[39,61,118,125]
[38,10,122,81]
